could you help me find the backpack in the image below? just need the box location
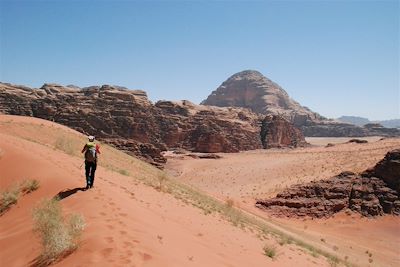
[85,143,97,162]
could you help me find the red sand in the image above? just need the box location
[0,115,330,267]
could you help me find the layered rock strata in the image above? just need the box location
[1,82,305,166]
[256,149,400,217]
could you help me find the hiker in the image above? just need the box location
[81,135,100,189]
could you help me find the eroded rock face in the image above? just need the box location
[256,150,400,218]
[202,70,400,137]
[202,70,323,126]
[0,82,315,166]
[0,83,269,166]
[260,115,307,148]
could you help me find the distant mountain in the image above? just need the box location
[201,70,324,127]
[337,116,370,126]
[338,116,400,129]
[201,70,400,137]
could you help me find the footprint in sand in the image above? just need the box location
[101,247,113,257]
[99,212,107,216]
[105,236,114,243]
[119,213,128,217]
[119,230,127,235]
[123,241,133,248]
[107,225,115,230]
[141,252,152,261]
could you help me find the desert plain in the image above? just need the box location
[0,115,399,267]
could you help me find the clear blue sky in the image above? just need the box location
[1,0,399,120]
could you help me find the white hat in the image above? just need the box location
[88,135,95,141]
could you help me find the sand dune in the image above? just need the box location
[0,115,331,267]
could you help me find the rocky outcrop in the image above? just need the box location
[256,150,400,218]
[362,149,400,193]
[1,83,272,166]
[202,70,323,127]
[0,82,316,166]
[260,115,307,148]
[202,70,400,137]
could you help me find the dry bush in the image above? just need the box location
[0,179,40,215]
[32,198,85,265]
[0,186,20,215]
[54,136,76,156]
[117,168,130,176]
[157,173,167,191]
[21,179,40,194]
[263,244,277,259]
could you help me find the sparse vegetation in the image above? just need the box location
[21,179,40,194]
[327,255,340,267]
[32,198,85,265]
[117,168,130,176]
[263,244,277,259]
[0,179,40,215]
[0,186,20,215]
[54,136,76,156]
[157,172,167,191]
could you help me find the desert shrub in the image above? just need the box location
[0,186,20,214]
[117,169,130,176]
[21,179,40,194]
[33,198,85,265]
[327,255,339,267]
[263,244,277,259]
[157,173,167,191]
[225,197,234,208]
[0,179,40,215]
[54,136,75,156]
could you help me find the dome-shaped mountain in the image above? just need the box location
[201,70,323,127]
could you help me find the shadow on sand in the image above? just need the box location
[53,187,86,201]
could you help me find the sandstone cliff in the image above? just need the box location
[202,70,323,127]
[255,149,400,218]
[0,82,309,166]
[260,115,308,148]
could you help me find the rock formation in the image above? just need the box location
[202,70,323,127]
[202,70,400,137]
[256,149,400,218]
[260,115,308,148]
[1,82,306,166]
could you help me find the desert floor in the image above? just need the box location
[0,115,333,267]
[165,136,400,267]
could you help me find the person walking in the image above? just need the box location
[81,135,100,189]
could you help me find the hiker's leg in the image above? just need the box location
[85,161,91,187]
[90,162,97,187]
